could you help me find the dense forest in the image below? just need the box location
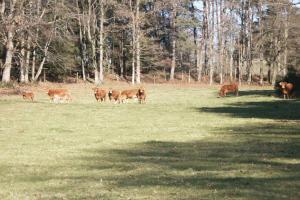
[0,0,299,85]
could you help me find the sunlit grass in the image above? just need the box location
[0,84,299,199]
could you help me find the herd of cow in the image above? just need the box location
[21,87,147,104]
[93,87,146,104]
[19,81,294,103]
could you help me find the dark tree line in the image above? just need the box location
[0,0,299,85]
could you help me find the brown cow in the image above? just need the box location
[120,89,139,103]
[93,88,107,102]
[22,91,34,101]
[137,87,146,104]
[108,89,121,103]
[219,83,239,97]
[279,82,294,99]
[47,89,71,102]
[53,93,72,103]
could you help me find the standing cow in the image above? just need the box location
[137,87,146,104]
[108,89,121,104]
[22,91,34,101]
[93,88,107,102]
[120,89,139,103]
[47,89,71,103]
[279,82,294,99]
[219,83,239,97]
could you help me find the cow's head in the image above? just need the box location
[279,82,288,89]
[219,89,225,97]
[138,87,145,96]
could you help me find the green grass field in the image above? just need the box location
[0,84,299,200]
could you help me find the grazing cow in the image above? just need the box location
[22,91,34,101]
[53,93,72,103]
[93,88,107,102]
[279,81,294,99]
[219,83,239,97]
[47,89,71,103]
[108,89,121,103]
[120,89,139,103]
[137,87,146,104]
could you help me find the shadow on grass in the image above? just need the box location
[198,99,300,120]
[238,89,275,97]
[8,123,300,199]
[75,122,300,199]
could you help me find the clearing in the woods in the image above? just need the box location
[0,83,299,199]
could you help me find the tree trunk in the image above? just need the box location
[1,0,17,82]
[170,39,176,81]
[191,2,202,82]
[246,2,253,85]
[238,41,242,85]
[170,3,177,81]
[230,52,233,82]
[32,49,36,81]
[196,41,202,82]
[20,38,26,83]
[267,63,271,84]
[131,38,135,85]
[92,40,99,84]
[34,57,46,81]
[98,0,104,83]
[271,62,278,86]
[130,0,136,84]
[218,0,224,84]
[259,53,264,85]
[0,0,5,15]
[135,0,141,84]
[209,0,214,85]
[120,31,125,77]
[31,0,40,82]
[77,0,86,81]
[34,39,51,81]
[283,8,289,76]
[258,1,263,85]
[24,36,31,83]
[86,0,99,84]
[203,0,209,76]
[2,30,14,83]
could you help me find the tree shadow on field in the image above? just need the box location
[8,123,300,199]
[198,99,300,120]
[76,122,300,199]
[238,89,275,97]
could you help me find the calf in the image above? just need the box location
[93,88,107,102]
[108,89,121,103]
[137,87,146,104]
[22,91,34,101]
[120,89,139,103]
[219,83,239,97]
[279,82,294,99]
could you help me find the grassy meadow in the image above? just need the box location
[0,83,300,200]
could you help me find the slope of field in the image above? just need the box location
[0,84,299,200]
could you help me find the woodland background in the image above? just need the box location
[0,0,299,85]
